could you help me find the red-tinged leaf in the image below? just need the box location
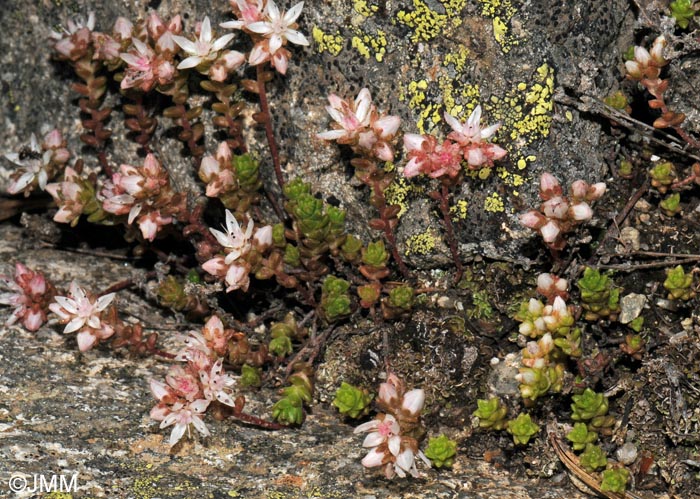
[80,133,99,147]
[653,117,669,129]
[71,83,90,96]
[369,218,386,230]
[241,79,259,93]
[647,99,664,109]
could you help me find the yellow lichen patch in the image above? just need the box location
[385,175,420,218]
[439,79,480,122]
[396,0,466,42]
[487,63,554,153]
[477,0,521,53]
[312,26,344,56]
[353,0,378,16]
[405,230,438,255]
[484,192,505,212]
[443,45,470,72]
[450,199,468,220]
[350,27,387,62]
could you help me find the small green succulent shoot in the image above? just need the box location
[321,275,352,321]
[649,161,676,193]
[332,382,373,418]
[600,467,630,493]
[577,267,620,320]
[628,316,644,332]
[603,90,629,110]
[670,0,697,28]
[578,443,608,472]
[340,234,363,263]
[387,285,414,311]
[664,265,695,301]
[506,413,539,445]
[566,422,598,451]
[232,153,262,191]
[269,335,293,357]
[571,388,609,422]
[362,240,390,268]
[473,397,508,430]
[424,434,458,468]
[272,397,304,425]
[240,364,262,387]
[659,192,682,216]
[283,176,312,201]
[157,276,189,311]
[272,223,287,247]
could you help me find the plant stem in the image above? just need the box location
[437,183,463,283]
[369,178,410,279]
[256,65,285,189]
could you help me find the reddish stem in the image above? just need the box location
[437,183,463,283]
[256,65,285,189]
[370,179,410,279]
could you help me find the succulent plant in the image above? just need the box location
[240,364,261,388]
[320,275,352,322]
[506,413,539,445]
[663,265,695,301]
[473,397,508,430]
[571,388,615,432]
[578,443,608,472]
[577,267,621,321]
[601,467,630,493]
[649,161,676,193]
[273,372,313,425]
[424,434,458,468]
[566,422,598,451]
[332,382,373,419]
[670,0,696,29]
[659,192,682,216]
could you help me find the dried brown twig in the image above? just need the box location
[547,421,650,499]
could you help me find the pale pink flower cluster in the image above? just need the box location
[536,273,569,303]
[45,167,90,226]
[118,13,184,91]
[317,88,402,162]
[519,173,606,250]
[202,210,273,292]
[625,36,666,81]
[403,105,506,179]
[221,0,309,74]
[517,296,574,339]
[49,281,116,352]
[173,16,245,82]
[199,142,237,197]
[100,153,183,241]
[150,315,237,446]
[50,12,97,61]
[0,263,54,332]
[354,374,431,479]
[5,130,71,197]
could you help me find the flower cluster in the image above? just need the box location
[403,105,506,180]
[536,272,569,303]
[0,263,55,332]
[221,0,309,74]
[5,130,71,196]
[519,173,606,250]
[49,281,116,351]
[150,315,238,445]
[515,296,575,339]
[119,13,182,91]
[99,153,186,241]
[354,374,430,479]
[625,36,667,81]
[316,88,401,162]
[45,166,101,226]
[201,209,273,292]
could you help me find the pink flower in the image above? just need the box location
[147,13,183,53]
[444,106,506,169]
[317,88,373,143]
[402,134,462,179]
[0,263,52,332]
[247,1,308,55]
[45,167,85,225]
[221,0,266,30]
[173,17,235,70]
[209,210,254,264]
[49,281,115,350]
[50,12,95,61]
[199,359,237,406]
[158,399,211,446]
[166,365,203,401]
